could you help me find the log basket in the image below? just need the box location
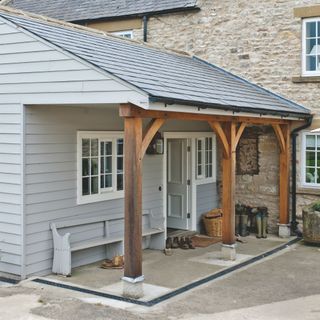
[202,208,223,237]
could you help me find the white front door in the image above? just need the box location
[167,139,190,230]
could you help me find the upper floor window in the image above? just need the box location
[111,30,133,39]
[302,18,320,75]
[302,133,320,187]
[77,131,124,204]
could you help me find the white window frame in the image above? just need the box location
[301,132,320,188]
[196,136,215,182]
[302,17,320,76]
[77,131,124,204]
[111,30,133,39]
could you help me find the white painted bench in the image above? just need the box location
[50,212,165,276]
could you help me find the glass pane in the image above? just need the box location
[117,174,123,191]
[317,168,320,184]
[306,55,316,71]
[105,142,112,155]
[198,165,202,176]
[306,167,316,183]
[197,139,202,151]
[82,139,90,157]
[306,152,316,166]
[82,158,89,176]
[105,174,112,188]
[306,21,316,37]
[198,151,202,163]
[117,139,123,155]
[91,158,98,175]
[105,156,112,173]
[317,152,320,163]
[100,142,104,156]
[100,175,105,188]
[306,135,316,149]
[91,139,98,156]
[318,21,320,37]
[117,157,123,172]
[91,176,98,194]
[307,38,316,54]
[82,177,90,195]
[100,157,104,174]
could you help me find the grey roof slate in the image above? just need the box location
[0,10,311,118]
[5,0,198,22]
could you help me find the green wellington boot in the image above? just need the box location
[235,214,241,235]
[262,215,268,238]
[256,213,262,239]
[240,214,248,237]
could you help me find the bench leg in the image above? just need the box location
[52,227,72,276]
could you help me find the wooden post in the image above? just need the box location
[124,117,143,279]
[221,122,236,245]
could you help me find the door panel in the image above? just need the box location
[167,139,189,230]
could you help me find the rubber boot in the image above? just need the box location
[240,214,248,237]
[256,214,262,239]
[262,215,268,238]
[235,214,241,235]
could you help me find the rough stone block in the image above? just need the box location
[221,244,237,261]
[278,223,291,238]
[122,276,144,299]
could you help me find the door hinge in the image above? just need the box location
[187,146,191,152]
[187,179,191,185]
[187,213,191,219]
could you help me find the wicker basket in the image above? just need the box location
[203,209,222,237]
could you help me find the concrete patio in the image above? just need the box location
[42,235,294,302]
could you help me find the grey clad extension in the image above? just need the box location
[0,6,310,279]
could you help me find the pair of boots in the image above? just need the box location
[235,214,249,237]
[166,236,195,249]
[256,212,268,238]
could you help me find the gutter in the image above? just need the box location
[291,115,313,235]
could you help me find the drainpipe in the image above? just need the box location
[291,115,313,235]
[143,15,148,42]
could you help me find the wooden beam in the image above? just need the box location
[234,122,247,149]
[119,104,291,125]
[208,121,230,158]
[141,118,165,158]
[272,124,286,153]
[124,117,143,279]
[279,124,290,225]
[221,122,236,245]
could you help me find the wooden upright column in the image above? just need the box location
[124,117,143,279]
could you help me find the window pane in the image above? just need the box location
[82,177,90,195]
[306,151,316,166]
[317,152,320,163]
[306,135,316,149]
[306,38,316,54]
[318,21,320,37]
[117,174,123,191]
[317,168,320,184]
[105,174,112,188]
[105,156,112,173]
[91,139,98,156]
[82,139,90,157]
[117,139,123,155]
[198,165,202,176]
[100,142,104,156]
[100,157,104,174]
[198,151,202,163]
[100,175,105,188]
[105,142,112,155]
[306,167,316,183]
[117,157,123,172]
[91,158,98,175]
[82,158,89,176]
[91,177,98,194]
[306,22,316,37]
[306,55,317,71]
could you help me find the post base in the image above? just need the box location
[278,223,291,238]
[122,276,144,299]
[221,243,237,261]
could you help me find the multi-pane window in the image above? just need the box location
[78,132,124,204]
[111,30,133,39]
[196,137,213,180]
[303,134,320,186]
[303,18,320,75]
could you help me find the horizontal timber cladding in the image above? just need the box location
[0,103,23,277]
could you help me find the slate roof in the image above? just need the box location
[4,0,199,22]
[0,9,311,118]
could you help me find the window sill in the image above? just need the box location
[292,76,320,83]
[297,186,320,195]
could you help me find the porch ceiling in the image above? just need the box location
[0,7,311,120]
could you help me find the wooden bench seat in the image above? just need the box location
[50,212,165,276]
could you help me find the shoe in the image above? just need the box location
[179,237,189,250]
[172,237,180,249]
[166,237,173,249]
[186,237,195,249]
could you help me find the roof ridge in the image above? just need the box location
[192,56,311,114]
[0,5,192,58]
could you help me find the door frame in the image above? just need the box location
[163,132,216,231]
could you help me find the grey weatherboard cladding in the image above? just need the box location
[0,10,311,118]
[5,0,199,22]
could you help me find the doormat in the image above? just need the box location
[32,237,301,308]
[191,235,221,247]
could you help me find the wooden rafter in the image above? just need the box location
[141,118,165,158]
[208,121,230,158]
[119,104,291,125]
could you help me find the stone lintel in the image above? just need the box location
[294,5,320,18]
